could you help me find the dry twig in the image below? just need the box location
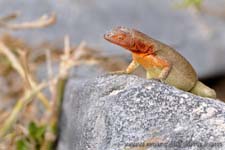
[0,12,20,22]
[0,41,50,108]
[0,13,56,30]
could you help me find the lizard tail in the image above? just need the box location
[190,81,216,98]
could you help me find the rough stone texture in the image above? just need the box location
[0,0,225,76]
[58,74,225,150]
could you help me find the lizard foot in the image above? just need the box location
[108,70,128,75]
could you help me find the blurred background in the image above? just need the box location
[0,0,224,75]
[1,0,225,86]
[0,0,225,149]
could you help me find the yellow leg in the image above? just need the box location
[109,60,139,75]
[125,60,139,73]
[146,67,161,79]
[146,70,154,79]
[146,67,168,82]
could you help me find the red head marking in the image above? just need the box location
[104,26,155,55]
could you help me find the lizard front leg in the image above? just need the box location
[109,60,140,75]
[125,60,140,73]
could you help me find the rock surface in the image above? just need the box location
[58,74,225,150]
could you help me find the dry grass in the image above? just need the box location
[0,12,97,150]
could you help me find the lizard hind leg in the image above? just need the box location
[190,81,216,98]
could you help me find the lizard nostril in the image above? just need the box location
[105,32,113,37]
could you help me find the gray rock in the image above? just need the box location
[57,74,225,150]
[0,0,225,76]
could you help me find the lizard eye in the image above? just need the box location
[117,35,125,40]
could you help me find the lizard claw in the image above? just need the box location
[152,78,165,83]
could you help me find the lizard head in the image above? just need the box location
[104,26,155,55]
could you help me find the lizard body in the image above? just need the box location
[104,26,216,98]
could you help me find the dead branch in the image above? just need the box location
[0,13,56,30]
[0,12,20,22]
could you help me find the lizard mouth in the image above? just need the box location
[104,31,113,41]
